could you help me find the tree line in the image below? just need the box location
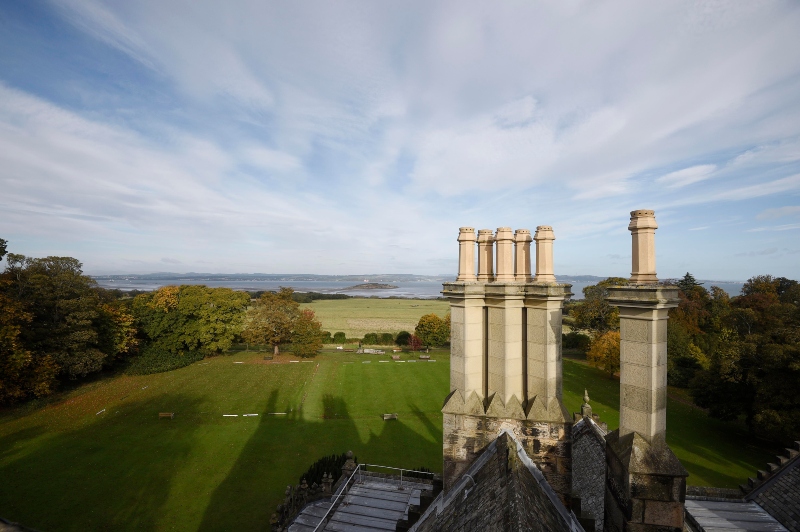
[566,272,800,444]
[0,240,451,405]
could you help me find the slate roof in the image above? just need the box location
[684,499,788,532]
[747,455,800,532]
[410,430,584,532]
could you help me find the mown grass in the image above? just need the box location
[301,298,449,339]
[562,359,777,489]
[0,350,448,531]
[0,345,779,531]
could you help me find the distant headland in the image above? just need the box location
[341,283,398,290]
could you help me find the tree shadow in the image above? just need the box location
[197,394,442,531]
[0,393,204,532]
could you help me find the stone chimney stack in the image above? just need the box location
[629,210,658,284]
[494,227,515,282]
[533,225,556,283]
[456,227,477,282]
[477,229,495,282]
[604,209,687,532]
[514,229,533,283]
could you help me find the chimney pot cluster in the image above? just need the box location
[456,226,556,284]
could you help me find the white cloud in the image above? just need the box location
[656,165,717,189]
[757,206,800,219]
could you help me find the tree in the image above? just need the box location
[569,277,627,334]
[0,238,7,261]
[407,334,422,352]
[587,331,620,377]
[414,314,450,347]
[378,333,394,345]
[292,309,323,358]
[395,331,411,346]
[133,285,249,356]
[676,272,703,293]
[333,331,346,344]
[242,288,300,356]
[0,286,58,403]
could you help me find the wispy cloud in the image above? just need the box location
[747,223,800,232]
[735,248,779,257]
[757,206,800,219]
[656,165,717,189]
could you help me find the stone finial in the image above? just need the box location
[581,388,592,418]
[514,229,533,282]
[456,227,477,282]
[533,225,556,283]
[628,210,658,284]
[477,229,495,281]
[494,227,515,282]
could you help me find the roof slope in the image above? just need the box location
[747,456,800,532]
[411,430,583,532]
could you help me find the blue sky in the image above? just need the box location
[1,1,799,280]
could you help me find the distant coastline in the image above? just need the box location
[341,283,398,290]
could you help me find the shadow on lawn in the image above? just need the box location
[197,394,440,531]
[0,393,204,532]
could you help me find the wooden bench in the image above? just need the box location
[383,413,398,421]
[159,413,174,419]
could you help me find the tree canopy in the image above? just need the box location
[242,288,301,355]
[414,313,450,347]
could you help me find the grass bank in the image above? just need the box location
[0,348,778,530]
[301,298,449,339]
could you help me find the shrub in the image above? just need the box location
[333,332,346,344]
[363,333,379,345]
[299,452,356,486]
[563,331,591,353]
[395,331,411,346]
[321,331,333,344]
[378,333,394,345]
[126,345,205,375]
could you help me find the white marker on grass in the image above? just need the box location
[223,414,238,417]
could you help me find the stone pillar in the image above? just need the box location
[629,210,658,284]
[514,229,533,283]
[456,227,477,282]
[485,284,525,404]
[525,284,570,407]
[533,225,556,283]
[494,227,514,282]
[477,229,495,282]
[445,283,486,399]
[603,211,687,532]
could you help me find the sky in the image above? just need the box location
[1,1,799,280]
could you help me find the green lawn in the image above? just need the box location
[301,298,449,339]
[0,351,448,531]
[562,359,777,488]
[0,350,778,531]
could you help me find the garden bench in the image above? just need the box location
[159,413,175,419]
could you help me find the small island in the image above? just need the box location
[342,283,399,290]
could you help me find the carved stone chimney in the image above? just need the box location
[477,229,495,282]
[629,210,658,284]
[456,227,477,282]
[533,225,556,283]
[514,229,533,283]
[494,227,515,282]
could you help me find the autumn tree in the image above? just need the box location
[569,277,627,334]
[407,334,423,352]
[242,287,301,356]
[587,330,620,377]
[414,313,450,347]
[292,309,323,358]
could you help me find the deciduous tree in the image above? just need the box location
[242,287,300,356]
[587,331,620,377]
[414,313,450,347]
[292,309,323,358]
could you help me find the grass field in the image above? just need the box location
[0,350,448,531]
[301,298,449,338]
[0,347,778,531]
